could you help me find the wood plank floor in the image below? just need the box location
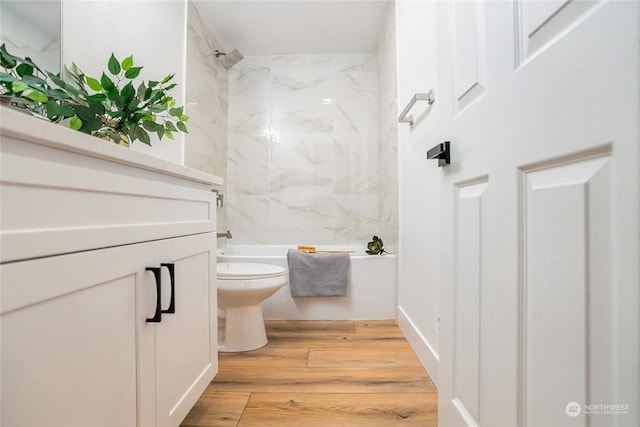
[181,320,437,427]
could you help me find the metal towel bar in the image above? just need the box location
[398,89,435,126]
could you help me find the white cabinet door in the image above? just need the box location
[1,233,217,427]
[435,1,639,427]
[150,233,217,427]
[0,242,154,427]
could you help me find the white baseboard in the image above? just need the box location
[397,306,440,388]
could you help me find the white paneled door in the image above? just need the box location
[436,1,639,427]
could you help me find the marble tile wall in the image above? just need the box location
[227,53,381,245]
[185,1,228,231]
[377,1,399,251]
[0,1,60,73]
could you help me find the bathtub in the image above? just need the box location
[217,245,398,320]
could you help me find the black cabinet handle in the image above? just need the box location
[161,263,176,314]
[427,141,450,167]
[146,267,162,323]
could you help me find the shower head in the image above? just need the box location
[214,48,244,70]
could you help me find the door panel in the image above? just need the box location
[521,152,615,427]
[452,0,487,110]
[437,1,638,426]
[154,233,217,427]
[516,0,602,66]
[452,179,489,425]
[1,243,152,427]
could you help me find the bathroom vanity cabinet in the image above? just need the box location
[0,107,222,427]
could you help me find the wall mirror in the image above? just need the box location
[1,0,61,73]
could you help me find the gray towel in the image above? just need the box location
[287,249,350,297]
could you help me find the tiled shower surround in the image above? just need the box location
[227,51,396,246]
[377,2,399,251]
[184,1,228,229]
[185,0,398,248]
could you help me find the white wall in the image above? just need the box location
[61,0,187,164]
[395,0,441,385]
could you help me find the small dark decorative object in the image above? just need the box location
[366,236,387,255]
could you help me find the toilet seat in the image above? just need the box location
[217,262,286,280]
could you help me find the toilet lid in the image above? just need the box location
[217,262,286,280]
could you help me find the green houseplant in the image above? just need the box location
[0,44,188,146]
[366,235,390,255]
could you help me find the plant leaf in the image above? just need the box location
[108,53,121,75]
[22,74,47,87]
[21,56,40,71]
[11,81,29,93]
[100,73,116,91]
[179,114,189,122]
[47,88,71,100]
[0,47,16,68]
[63,84,83,98]
[59,103,75,118]
[107,110,123,118]
[136,82,146,98]
[80,116,102,133]
[0,72,17,84]
[164,83,177,92]
[142,120,162,132]
[150,90,163,103]
[100,72,118,99]
[124,66,142,79]
[85,76,102,91]
[176,121,188,133]
[16,63,34,77]
[113,95,126,109]
[169,106,183,117]
[127,97,140,110]
[74,105,96,121]
[69,116,83,130]
[88,100,106,115]
[47,72,67,89]
[164,121,177,132]
[86,93,107,103]
[121,55,134,71]
[136,126,151,145]
[147,104,166,114]
[0,44,25,70]
[161,73,174,84]
[45,101,60,119]
[128,123,139,140]
[121,82,134,100]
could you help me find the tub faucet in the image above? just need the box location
[217,230,232,239]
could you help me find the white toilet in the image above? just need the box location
[216,262,287,352]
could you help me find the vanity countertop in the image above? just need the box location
[1,106,221,263]
[0,106,223,187]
